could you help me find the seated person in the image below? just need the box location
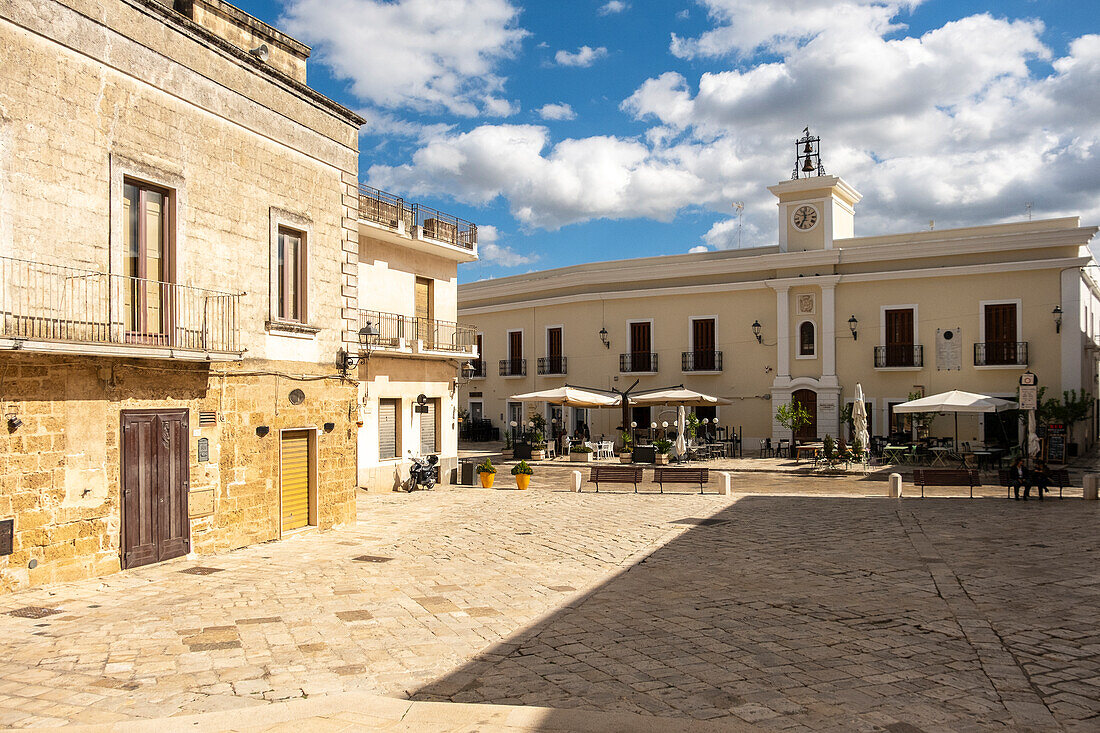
[1026,460,1049,501]
[1008,458,1028,500]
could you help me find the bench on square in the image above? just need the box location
[653,467,710,494]
[997,468,1070,498]
[587,466,644,493]
[912,469,982,498]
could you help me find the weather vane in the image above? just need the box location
[792,127,825,179]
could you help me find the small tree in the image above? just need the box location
[1046,389,1092,446]
[839,403,854,441]
[685,413,700,441]
[775,402,812,443]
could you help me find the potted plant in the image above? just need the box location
[475,458,497,488]
[570,445,594,463]
[619,430,633,463]
[501,431,513,461]
[510,460,533,490]
[653,438,672,465]
[529,414,547,461]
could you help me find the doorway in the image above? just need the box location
[791,389,818,440]
[121,409,190,569]
[280,430,313,533]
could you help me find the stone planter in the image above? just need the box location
[530,450,546,461]
[619,452,632,464]
[570,452,592,462]
[655,453,669,465]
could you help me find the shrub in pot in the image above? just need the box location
[475,458,497,488]
[654,439,672,465]
[510,460,533,490]
[619,430,633,463]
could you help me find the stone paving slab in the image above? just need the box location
[0,472,1096,732]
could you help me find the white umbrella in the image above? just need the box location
[853,383,870,454]
[1028,411,1041,458]
[893,390,1016,448]
[509,386,620,408]
[675,405,687,459]
[628,387,732,406]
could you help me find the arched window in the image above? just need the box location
[799,321,816,357]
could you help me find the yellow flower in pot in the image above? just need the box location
[510,460,533,490]
[476,458,496,488]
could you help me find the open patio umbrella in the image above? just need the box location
[853,383,870,452]
[628,387,732,407]
[508,386,621,408]
[892,389,1016,448]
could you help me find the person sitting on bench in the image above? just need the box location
[1026,460,1049,501]
[1008,458,1028,500]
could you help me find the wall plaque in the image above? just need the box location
[188,489,215,518]
[197,437,210,463]
[797,293,816,315]
[936,328,961,370]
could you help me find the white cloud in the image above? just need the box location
[554,46,609,67]
[280,0,526,116]
[598,1,629,15]
[476,225,538,266]
[357,108,454,141]
[688,245,709,253]
[537,103,577,121]
[677,9,690,20]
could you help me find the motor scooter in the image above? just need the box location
[407,452,438,491]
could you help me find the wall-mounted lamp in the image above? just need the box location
[848,314,859,340]
[598,327,610,349]
[255,425,270,438]
[1053,305,1063,333]
[6,415,22,433]
[337,325,380,373]
[751,320,763,343]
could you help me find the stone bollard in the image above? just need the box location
[1084,474,1099,501]
[888,473,903,498]
[720,472,733,496]
[572,470,583,493]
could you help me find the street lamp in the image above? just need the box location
[337,325,379,373]
[1053,305,1063,333]
[752,320,762,343]
[599,327,610,349]
[848,315,859,340]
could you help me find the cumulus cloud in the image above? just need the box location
[688,245,709,253]
[598,1,629,15]
[476,225,538,267]
[554,46,609,67]
[537,103,577,120]
[281,0,526,116]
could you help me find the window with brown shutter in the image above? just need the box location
[547,327,563,373]
[630,322,652,371]
[692,318,715,371]
[984,303,1017,364]
[277,227,306,322]
[884,308,915,366]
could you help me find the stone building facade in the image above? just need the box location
[0,0,364,592]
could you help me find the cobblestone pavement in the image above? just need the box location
[0,473,1096,731]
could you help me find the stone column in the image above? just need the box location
[775,285,790,377]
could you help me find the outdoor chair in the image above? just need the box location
[545,441,556,459]
[759,438,774,458]
[775,439,791,458]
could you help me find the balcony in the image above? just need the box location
[682,350,723,372]
[358,309,476,357]
[499,358,526,377]
[468,359,486,379]
[620,352,658,373]
[974,342,1028,367]
[537,356,567,375]
[874,345,924,369]
[358,185,478,262]
[0,256,242,360]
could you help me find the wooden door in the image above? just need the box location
[884,308,914,366]
[692,318,715,370]
[123,181,172,344]
[415,277,433,345]
[121,410,189,569]
[792,390,817,441]
[280,431,311,532]
[985,303,1017,364]
[547,327,563,373]
[508,331,523,374]
[630,322,651,371]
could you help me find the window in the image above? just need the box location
[629,321,653,372]
[123,179,173,343]
[277,227,306,322]
[415,277,434,345]
[546,327,564,374]
[378,399,400,460]
[692,318,716,370]
[799,321,816,357]
[883,308,916,367]
[507,330,523,375]
[983,302,1019,365]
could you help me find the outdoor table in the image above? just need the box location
[971,449,1002,470]
[929,447,951,467]
[882,445,909,464]
[795,443,823,463]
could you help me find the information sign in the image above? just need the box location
[1046,423,1066,463]
[1019,385,1038,410]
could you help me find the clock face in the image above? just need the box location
[792,205,818,230]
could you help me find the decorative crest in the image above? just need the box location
[792,127,825,179]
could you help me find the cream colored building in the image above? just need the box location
[460,173,1100,454]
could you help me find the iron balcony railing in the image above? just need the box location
[874,345,924,368]
[537,356,567,375]
[358,309,476,354]
[682,350,723,372]
[620,352,658,373]
[499,358,526,377]
[974,341,1028,366]
[0,256,241,353]
[468,359,486,378]
[357,185,477,251]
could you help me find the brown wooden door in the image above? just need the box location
[985,303,1017,364]
[792,389,817,441]
[692,318,715,370]
[547,327,563,373]
[630,322,652,371]
[121,410,189,569]
[123,181,172,344]
[884,308,914,366]
[508,330,523,373]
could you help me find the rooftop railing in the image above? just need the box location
[357,184,477,251]
[0,256,241,354]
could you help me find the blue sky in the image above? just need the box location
[234,1,1100,282]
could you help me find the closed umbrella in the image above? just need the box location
[1028,411,1041,458]
[675,405,687,459]
[853,383,870,454]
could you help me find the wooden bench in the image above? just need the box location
[912,469,982,498]
[587,466,644,493]
[653,467,710,494]
[997,469,1070,499]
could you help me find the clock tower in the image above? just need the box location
[766,131,861,252]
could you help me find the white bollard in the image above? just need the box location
[572,470,583,493]
[888,473,903,498]
[1084,474,1099,501]
[720,472,733,496]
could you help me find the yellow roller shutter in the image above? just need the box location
[281,431,310,532]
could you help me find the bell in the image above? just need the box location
[801,156,816,173]
[802,141,813,154]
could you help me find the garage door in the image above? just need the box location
[420,400,437,455]
[281,431,310,532]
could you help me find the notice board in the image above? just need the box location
[1046,423,1066,463]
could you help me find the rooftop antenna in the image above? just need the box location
[1025,202,1033,221]
[792,127,825,179]
[733,201,744,249]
